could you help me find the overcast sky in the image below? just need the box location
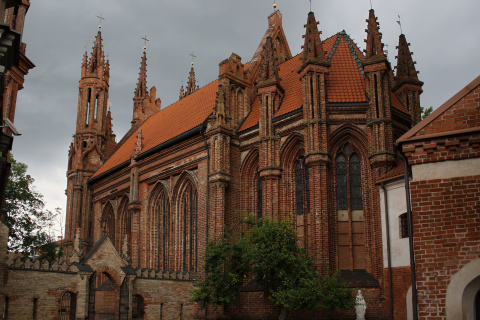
[10,0,480,233]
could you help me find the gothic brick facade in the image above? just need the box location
[2,7,435,320]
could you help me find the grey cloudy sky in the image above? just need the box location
[11,0,480,228]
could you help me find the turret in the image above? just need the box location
[393,34,423,126]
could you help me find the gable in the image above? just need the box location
[398,75,480,142]
[80,236,127,271]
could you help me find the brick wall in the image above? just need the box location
[410,174,480,318]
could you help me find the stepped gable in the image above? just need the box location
[91,80,219,179]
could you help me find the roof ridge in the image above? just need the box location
[327,32,342,62]
[342,32,365,76]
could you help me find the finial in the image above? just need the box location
[142,35,149,51]
[96,13,106,29]
[273,0,277,11]
[309,0,312,12]
[108,101,112,112]
[396,15,403,34]
[369,0,373,10]
[190,51,197,66]
[385,43,389,59]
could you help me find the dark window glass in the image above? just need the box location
[350,154,363,210]
[400,213,409,238]
[336,155,347,210]
[295,161,304,215]
[257,176,263,220]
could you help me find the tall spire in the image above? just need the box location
[364,9,386,62]
[299,11,329,71]
[394,34,422,87]
[135,51,148,98]
[186,64,197,95]
[88,31,105,75]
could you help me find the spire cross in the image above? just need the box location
[369,0,373,9]
[190,51,197,65]
[142,35,149,50]
[396,15,403,34]
[309,0,312,12]
[96,13,106,29]
[273,0,277,11]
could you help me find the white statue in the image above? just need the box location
[355,290,366,320]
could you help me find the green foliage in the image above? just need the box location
[192,216,354,317]
[4,156,58,255]
[420,106,433,119]
[318,268,356,313]
[38,241,63,262]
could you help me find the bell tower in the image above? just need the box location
[64,30,116,260]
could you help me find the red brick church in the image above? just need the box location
[5,5,459,319]
[58,7,425,319]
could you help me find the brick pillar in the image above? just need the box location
[209,181,227,236]
[76,271,91,320]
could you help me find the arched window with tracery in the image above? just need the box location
[158,189,170,270]
[101,202,116,245]
[173,176,198,272]
[117,196,130,253]
[60,291,76,320]
[241,150,260,218]
[336,143,365,270]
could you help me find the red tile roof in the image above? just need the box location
[377,163,405,183]
[390,92,409,114]
[91,80,219,178]
[239,32,368,132]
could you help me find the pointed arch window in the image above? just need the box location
[336,143,365,270]
[101,203,115,245]
[179,180,197,272]
[158,190,170,270]
[295,159,310,216]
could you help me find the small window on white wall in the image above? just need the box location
[399,213,409,238]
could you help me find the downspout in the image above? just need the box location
[395,143,419,320]
[380,182,394,320]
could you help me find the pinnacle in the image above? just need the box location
[364,8,386,61]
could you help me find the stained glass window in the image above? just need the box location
[336,155,348,210]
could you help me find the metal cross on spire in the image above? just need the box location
[370,0,373,9]
[309,0,312,12]
[142,35,149,51]
[190,51,197,66]
[396,15,403,34]
[96,13,106,29]
[273,0,277,11]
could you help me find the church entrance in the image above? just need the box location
[88,272,119,320]
[476,289,480,319]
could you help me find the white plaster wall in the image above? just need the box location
[379,179,411,268]
[412,157,480,181]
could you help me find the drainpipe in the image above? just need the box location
[395,143,419,320]
[380,182,394,320]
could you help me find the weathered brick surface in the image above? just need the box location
[409,175,480,319]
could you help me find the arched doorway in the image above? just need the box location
[132,295,145,320]
[88,272,118,320]
[476,289,480,319]
[60,291,76,320]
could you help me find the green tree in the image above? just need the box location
[420,106,434,119]
[192,216,354,320]
[4,156,57,255]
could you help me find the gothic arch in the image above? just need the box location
[147,180,171,269]
[170,171,198,271]
[241,149,260,215]
[446,259,480,320]
[117,195,130,256]
[101,201,116,246]
[329,124,372,272]
[279,133,306,218]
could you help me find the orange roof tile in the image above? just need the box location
[326,33,366,103]
[390,92,409,114]
[377,163,405,183]
[91,80,219,178]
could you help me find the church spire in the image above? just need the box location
[394,34,422,87]
[135,51,148,99]
[364,9,386,62]
[186,64,197,95]
[298,11,330,72]
[393,33,423,126]
[88,31,105,75]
